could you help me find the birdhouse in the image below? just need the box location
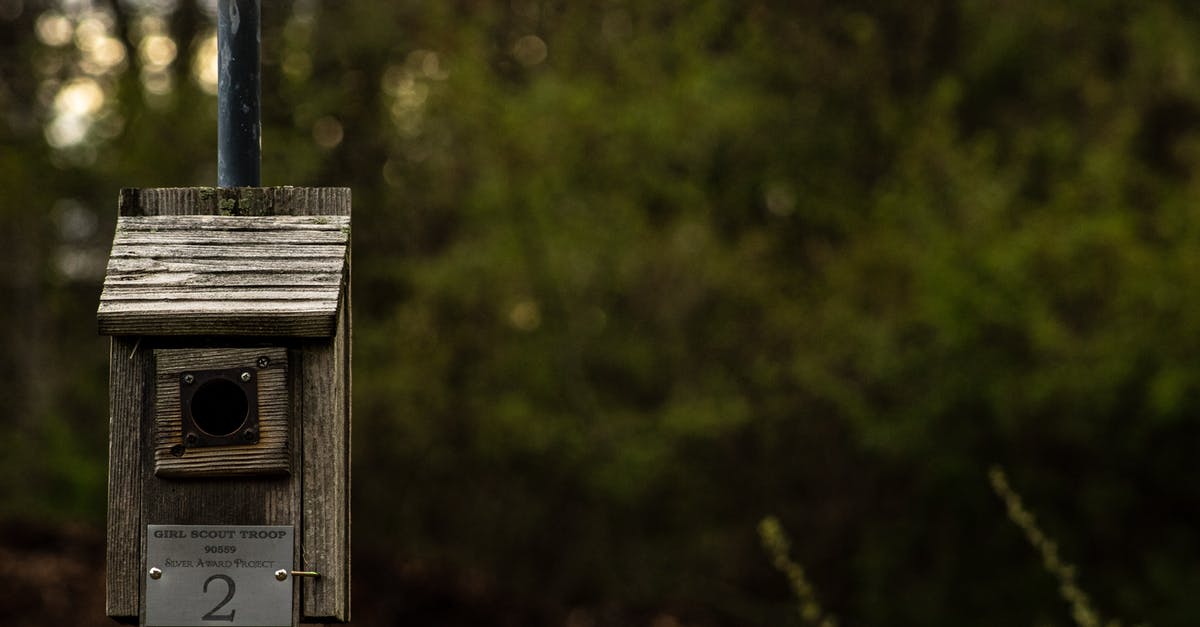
[98,187,351,626]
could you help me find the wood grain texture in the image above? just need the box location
[116,214,348,232]
[291,188,351,623]
[103,188,351,625]
[153,347,290,478]
[101,308,337,335]
[110,242,346,258]
[118,187,351,218]
[104,271,341,288]
[98,214,348,337]
[300,310,350,621]
[106,258,343,274]
[106,337,148,623]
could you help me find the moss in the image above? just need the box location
[236,188,274,215]
[217,197,237,216]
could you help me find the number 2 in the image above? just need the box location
[202,574,236,622]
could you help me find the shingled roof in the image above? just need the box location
[97,214,349,337]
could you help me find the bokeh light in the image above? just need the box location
[192,31,219,95]
[34,5,127,152]
[512,35,547,67]
[80,36,125,75]
[45,77,104,148]
[35,11,72,46]
[139,34,177,68]
[136,15,174,99]
[312,116,344,149]
[54,77,103,116]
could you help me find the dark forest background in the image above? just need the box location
[3,1,1200,625]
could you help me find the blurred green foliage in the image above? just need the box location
[5,0,1200,624]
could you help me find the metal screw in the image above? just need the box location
[185,433,198,446]
[170,445,186,457]
[183,374,194,384]
[243,428,257,442]
[275,569,288,581]
[257,356,270,368]
[240,371,252,382]
[149,567,162,580]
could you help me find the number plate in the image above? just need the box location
[146,525,293,626]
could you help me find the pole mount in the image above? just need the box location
[217,0,261,187]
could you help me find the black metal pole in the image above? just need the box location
[217,0,261,187]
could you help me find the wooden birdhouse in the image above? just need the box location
[99,187,350,626]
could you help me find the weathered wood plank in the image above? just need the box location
[141,469,292,524]
[103,272,342,287]
[100,300,337,313]
[103,287,339,301]
[118,215,348,231]
[153,347,290,478]
[120,188,217,216]
[301,313,350,621]
[292,188,351,623]
[106,337,146,623]
[154,347,279,371]
[121,187,351,217]
[272,187,352,217]
[105,258,343,274]
[110,243,346,259]
[115,232,346,247]
[98,311,337,338]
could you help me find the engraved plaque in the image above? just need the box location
[146,525,293,626]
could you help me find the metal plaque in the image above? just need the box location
[146,525,293,627]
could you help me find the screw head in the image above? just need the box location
[184,433,198,446]
[243,428,257,442]
[149,567,162,580]
[240,371,252,382]
[275,569,288,581]
[170,444,186,457]
[182,374,194,384]
[257,356,271,368]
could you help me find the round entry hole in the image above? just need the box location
[189,378,249,437]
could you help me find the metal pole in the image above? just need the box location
[217,0,261,187]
